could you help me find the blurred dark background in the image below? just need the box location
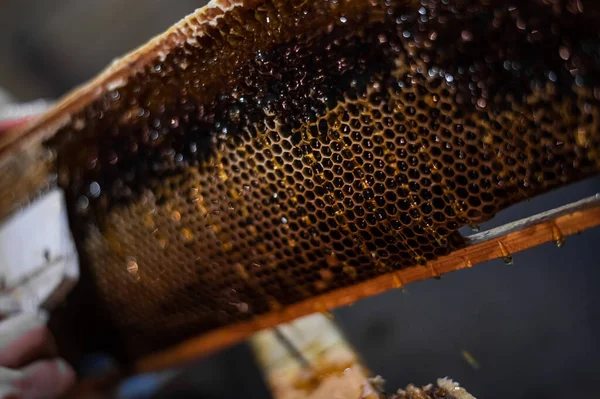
[1,1,599,398]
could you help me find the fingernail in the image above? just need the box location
[56,359,69,376]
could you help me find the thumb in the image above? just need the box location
[14,358,75,399]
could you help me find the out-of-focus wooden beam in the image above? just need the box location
[250,313,380,399]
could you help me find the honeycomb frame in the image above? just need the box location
[0,0,599,363]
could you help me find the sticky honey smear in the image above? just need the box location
[7,0,599,360]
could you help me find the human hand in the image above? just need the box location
[0,313,75,399]
[0,102,75,398]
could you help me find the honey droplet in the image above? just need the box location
[326,253,341,267]
[218,169,228,182]
[234,263,249,280]
[497,241,513,265]
[436,236,448,247]
[154,233,168,250]
[551,223,565,248]
[415,255,427,267]
[180,228,194,244]
[392,273,404,289]
[320,268,334,281]
[268,297,282,312]
[576,127,590,148]
[342,264,357,279]
[315,280,328,291]
[171,210,181,222]
[126,257,140,282]
[126,257,139,274]
[144,214,155,229]
[430,265,441,280]
[104,231,123,255]
[197,203,208,215]
[222,241,233,252]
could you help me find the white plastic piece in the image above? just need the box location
[0,99,53,122]
[0,189,79,314]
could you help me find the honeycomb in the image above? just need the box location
[390,381,472,399]
[40,0,600,360]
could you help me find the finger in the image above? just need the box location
[0,313,56,368]
[14,358,75,399]
[0,367,24,399]
[0,312,47,349]
[0,117,32,134]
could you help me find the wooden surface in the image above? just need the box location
[136,202,600,373]
[250,314,376,399]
